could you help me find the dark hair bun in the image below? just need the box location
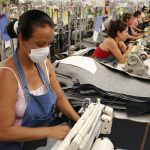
[7,19,18,38]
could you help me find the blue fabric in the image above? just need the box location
[0,50,57,150]
[96,55,116,63]
[0,142,22,150]
[0,13,10,41]
[128,26,132,36]
[94,15,103,32]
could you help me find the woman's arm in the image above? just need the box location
[46,60,80,122]
[132,25,143,32]
[143,16,150,22]
[119,42,133,54]
[119,41,127,53]
[0,69,70,142]
[127,34,143,41]
[107,39,129,64]
[131,27,144,37]
[130,26,138,36]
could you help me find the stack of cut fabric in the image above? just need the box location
[54,56,150,116]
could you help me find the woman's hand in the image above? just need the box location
[137,34,144,38]
[127,44,133,51]
[48,125,70,140]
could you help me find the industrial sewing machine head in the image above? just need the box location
[52,99,114,150]
[123,42,150,78]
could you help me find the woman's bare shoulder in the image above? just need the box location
[0,56,17,85]
[0,56,15,68]
[104,37,115,43]
[103,38,116,46]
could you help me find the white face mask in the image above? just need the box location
[29,47,50,63]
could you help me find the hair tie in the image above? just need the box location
[13,21,19,35]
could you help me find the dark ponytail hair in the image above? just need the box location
[142,6,148,12]
[7,10,54,40]
[134,10,141,17]
[107,19,127,38]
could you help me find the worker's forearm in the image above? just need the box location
[0,126,50,142]
[127,35,137,40]
[119,50,130,64]
[57,97,80,122]
[132,31,138,36]
[144,19,150,22]
[123,51,129,58]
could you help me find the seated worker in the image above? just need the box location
[0,10,79,150]
[122,13,144,41]
[92,19,132,64]
[138,6,150,27]
[133,11,143,32]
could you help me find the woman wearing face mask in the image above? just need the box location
[0,10,79,150]
[92,19,132,64]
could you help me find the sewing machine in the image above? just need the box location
[123,41,150,78]
[51,99,114,150]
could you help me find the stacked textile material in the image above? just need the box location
[54,56,150,116]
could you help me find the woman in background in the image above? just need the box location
[133,11,143,32]
[122,13,144,41]
[92,20,132,64]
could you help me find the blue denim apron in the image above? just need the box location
[0,50,57,150]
